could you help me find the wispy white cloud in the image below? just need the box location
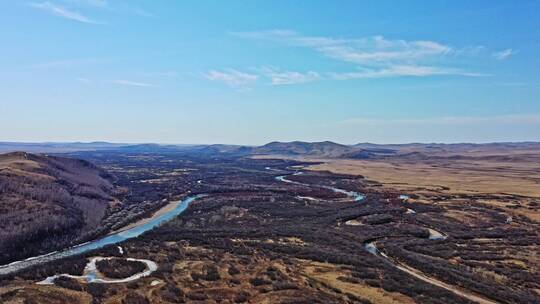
[232,30,453,65]
[112,80,157,87]
[321,37,451,64]
[330,65,488,79]
[203,62,489,88]
[204,69,259,90]
[30,0,153,25]
[76,77,92,84]
[493,48,517,60]
[231,30,490,79]
[206,31,489,88]
[339,114,540,126]
[29,1,101,24]
[204,64,484,88]
[259,67,321,85]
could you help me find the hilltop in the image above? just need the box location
[250,141,354,157]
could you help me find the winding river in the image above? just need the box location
[276,171,498,304]
[0,195,204,276]
[0,169,501,303]
[276,173,365,201]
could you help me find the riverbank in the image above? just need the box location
[109,198,184,235]
[0,195,202,276]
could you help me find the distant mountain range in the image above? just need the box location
[0,141,369,158]
[0,142,128,153]
[2,140,540,159]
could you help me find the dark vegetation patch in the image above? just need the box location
[95,258,147,279]
[0,152,119,264]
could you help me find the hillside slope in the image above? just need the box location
[251,141,354,157]
[0,152,119,264]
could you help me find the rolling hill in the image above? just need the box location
[250,141,355,157]
[0,152,119,264]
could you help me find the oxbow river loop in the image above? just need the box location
[0,195,204,276]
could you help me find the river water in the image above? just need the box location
[2,173,364,276]
[276,174,365,201]
[0,195,203,276]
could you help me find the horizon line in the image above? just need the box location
[2,140,540,147]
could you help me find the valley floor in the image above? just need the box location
[0,151,538,304]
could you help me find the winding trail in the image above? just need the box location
[364,242,498,304]
[275,170,500,304]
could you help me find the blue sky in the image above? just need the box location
[1,0,539,145]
